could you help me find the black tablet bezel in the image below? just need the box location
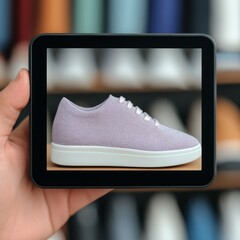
[30,34,216,188]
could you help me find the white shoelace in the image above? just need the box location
[119,96,160,126]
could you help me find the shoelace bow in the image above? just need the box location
[119,96,160,126]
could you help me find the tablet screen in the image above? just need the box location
[46,47,202,172]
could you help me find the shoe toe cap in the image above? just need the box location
[156,125,200,151]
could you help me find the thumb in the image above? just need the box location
[0,69,29,137]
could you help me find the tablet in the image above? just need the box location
[30,34,216,188]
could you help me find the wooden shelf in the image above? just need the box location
[47,76,200,94]
[46,70,240,93]
[217,70,240,84]
[47,86,199,94]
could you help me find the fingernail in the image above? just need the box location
[16,69,22,80]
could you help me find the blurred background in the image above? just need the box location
[1,0,240,239]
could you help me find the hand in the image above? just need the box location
[0,69,111,239]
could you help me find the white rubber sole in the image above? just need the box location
[51,143,201,168]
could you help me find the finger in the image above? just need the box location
[68,189,112,216]
[10,117,29,146]
[41,188,112,235]
[0,69,29,137]
[7,117,29,176]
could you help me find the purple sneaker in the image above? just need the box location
[51,95,201,167]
